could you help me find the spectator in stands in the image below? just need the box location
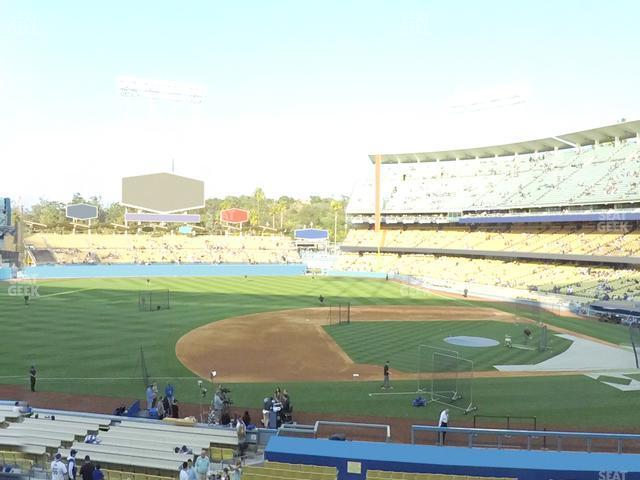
[162,395,171,417]
[145,384,154,410]
[262,396,273,427]
[165,383,175,415]
[14,401,33,417]
[179,462,189,480]
[242,410,251,427]
[230,461,242,480]
[235,413,247,456]
[29,365,37,392]
[282,390,291,413]
[186,459,197,480]
[91,465,103,480]
[156,396,165,419]
[195,449,210,480]
[51,453,67,480]
[67,449,78,480]
[79,456,93,480]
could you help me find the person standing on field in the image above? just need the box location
[29,365,37,392]
[438,408,449,445]
[382,361,392,389]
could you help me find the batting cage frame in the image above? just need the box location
[138,290,171,312]
[417,344,478,414]
[327,302,351,325]
[510,302,550,352]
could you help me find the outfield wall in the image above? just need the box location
[265,436,640,480]
[21,263,306,279]
[0,267,11,280]
[326,270,582,314]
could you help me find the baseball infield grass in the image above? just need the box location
[324,321,572,372]
[0,276,638,431]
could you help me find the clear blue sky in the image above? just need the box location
[1,0,639,206]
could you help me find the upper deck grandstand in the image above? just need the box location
[348,120,640,220]
[341,120,640,302]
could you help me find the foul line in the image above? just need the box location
[368,390,421,397]
[0,376,201,381]
[38,288,96,298]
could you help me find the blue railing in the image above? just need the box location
[411,425,640,453]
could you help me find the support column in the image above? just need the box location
[374,155,382,232]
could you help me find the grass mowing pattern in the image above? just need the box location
[0,276,638,430]
[0,276,436,384]
[325,321,572,372]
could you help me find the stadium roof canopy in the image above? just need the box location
[370,119,640,164]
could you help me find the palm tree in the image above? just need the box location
[330,199,343,243]
[276,199,288,231]
[254,188,265,226]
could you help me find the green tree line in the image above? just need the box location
[19,189,349,242]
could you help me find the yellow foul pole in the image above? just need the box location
[374,154,381,232]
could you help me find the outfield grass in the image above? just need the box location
[0,276,638,430]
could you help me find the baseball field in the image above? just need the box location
[1,275,639,432]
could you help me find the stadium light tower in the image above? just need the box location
[448,83,529,114]
[117,76,207,176]
[117,76,206,104]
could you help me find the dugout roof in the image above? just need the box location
[370,119,640,164]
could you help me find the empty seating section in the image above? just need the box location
[367,469,515,480]
[242,461,337,480]
[0,450,36,471]
[102,469,174,480]
[25,233,301,265]
[347,140,640,215]
[343,225,640,257]
[0,405,240,476]
[336,252,640,299]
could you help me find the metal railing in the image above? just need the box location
[278,421,392,442]
[472,414,537,431]
[411,425,640,453]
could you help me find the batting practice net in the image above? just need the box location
[327,302,351,325]
[417,345,477,413]
[138,290,171,311]
[511,302,550,352]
